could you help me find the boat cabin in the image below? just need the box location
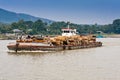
[62,28,76,36]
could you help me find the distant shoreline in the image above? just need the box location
[1,34,120,40]
[103,34,120,38]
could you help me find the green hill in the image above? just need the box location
[0,8,53,24]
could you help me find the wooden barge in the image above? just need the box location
[7,41,102,52]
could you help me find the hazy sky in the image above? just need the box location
[0,0,120,24]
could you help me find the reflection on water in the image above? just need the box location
[0,38,120,80]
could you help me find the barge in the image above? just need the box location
[7,25,102,52]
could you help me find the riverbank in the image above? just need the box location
[103,34,120,38]
[1,34,120,40]
[0,34,15,40]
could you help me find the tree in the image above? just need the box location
[112,19,120,33]
[32,19,47,34]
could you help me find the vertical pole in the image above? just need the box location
[15,42,19,53]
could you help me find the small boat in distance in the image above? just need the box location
[96,31,104,38]
[7,23,102,52]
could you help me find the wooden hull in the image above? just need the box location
[7,42,102,52]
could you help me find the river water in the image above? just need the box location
[0,38,120,80]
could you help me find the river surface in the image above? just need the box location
[0,38,120,80]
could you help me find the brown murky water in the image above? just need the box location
[0,38,120,80]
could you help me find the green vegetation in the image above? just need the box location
[0,19,120,36]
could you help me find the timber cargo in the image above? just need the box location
[7,24,102,52]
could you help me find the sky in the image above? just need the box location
[0,0,120,24]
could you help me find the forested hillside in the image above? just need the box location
[0,19,120,35]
